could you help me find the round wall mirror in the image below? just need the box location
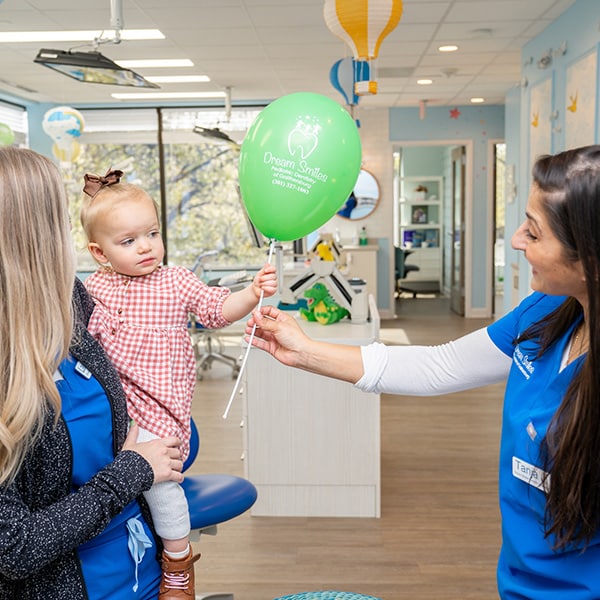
[337,168,380,220]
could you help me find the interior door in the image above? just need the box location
[450,146,466,315]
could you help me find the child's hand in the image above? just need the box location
[253,263,278,299]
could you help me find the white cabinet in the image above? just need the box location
[241,296,380,517]
[340,243,378,305]
[397,176,444,289]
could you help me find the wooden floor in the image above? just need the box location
[189,296,505,600]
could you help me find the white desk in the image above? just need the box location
[241,296,380,517]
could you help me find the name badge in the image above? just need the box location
[75,361,92,379]
[512,456,550,492]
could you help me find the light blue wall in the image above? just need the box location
[389,105,505,311]
[401,145,445,174]
[520,0,599,155]
[26,103,55,158]
[507,0,600,308]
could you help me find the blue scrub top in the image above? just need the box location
[56,356,161,599]
[488,292,599,599]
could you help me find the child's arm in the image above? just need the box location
[221,264,277,322]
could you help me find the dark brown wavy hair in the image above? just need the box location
[517,145,600,550]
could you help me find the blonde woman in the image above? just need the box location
[0,146,183,599]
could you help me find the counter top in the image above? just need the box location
[291,294,379,345]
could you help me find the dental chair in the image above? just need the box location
[182,418,257,600]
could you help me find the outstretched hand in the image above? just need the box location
[246,305,365,384]
[123,422,184,484]
[245,305,309,367]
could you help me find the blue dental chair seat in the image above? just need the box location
[182,419,257,599]
[182,474,257,532]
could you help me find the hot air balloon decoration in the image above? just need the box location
[329,57,371,108]
[324,0,403,96]
[42,106,85,162]
[330,57,359,108]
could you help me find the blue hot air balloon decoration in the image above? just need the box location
[330,57,359,106]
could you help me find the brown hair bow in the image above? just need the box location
[83,168,124,198]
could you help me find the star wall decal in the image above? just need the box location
[449,108,461,119]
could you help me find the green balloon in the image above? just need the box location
[0,122,15,146]
[239,92,362,241]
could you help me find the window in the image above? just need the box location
[0,99,28,146]
[63,106,265,276]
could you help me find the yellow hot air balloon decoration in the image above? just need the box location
[323,0,403,96]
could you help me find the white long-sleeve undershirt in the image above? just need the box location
[355,327,512,396]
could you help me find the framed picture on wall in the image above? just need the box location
[411,205,428,224]
[565,50,597,149]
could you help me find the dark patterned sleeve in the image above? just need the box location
[0,282,156,580]
[72,276,95,327]
[0,445,153,579]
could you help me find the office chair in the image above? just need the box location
[189,314,241,380]
[182,419,258,600]
[394,246,420,296]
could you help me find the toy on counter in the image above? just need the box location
[315,238,337,262]
[300,282,350,325]
[280,233,368,324]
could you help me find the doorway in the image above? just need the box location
[450,146,466,315]
[492,142,506,317]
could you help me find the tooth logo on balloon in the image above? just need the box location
[288,121,319,160]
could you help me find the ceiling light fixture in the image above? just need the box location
[31,0,179,90]
[470,97,485,103]
[0,29,164,43]
[417,79,433,85]
[116,59,194,68]
[111,91,226,100]
[193,126,239,147]
[438,45,458,52]
[192,86,238,145]
[34,48,159,88]
[145,75,209,84]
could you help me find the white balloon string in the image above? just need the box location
[223,239,276,419]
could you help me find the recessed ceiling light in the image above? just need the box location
[116,59,194,68]
[417,79,433,85]
[470,97,485,103]
[145,75,210,83]
[438,45,458,52]
[0,29,164,43]
[111,91,226,100]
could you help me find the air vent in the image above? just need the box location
[378,67,414,78]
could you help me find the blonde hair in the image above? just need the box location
[80,183,159,242]
[0,147,75,486]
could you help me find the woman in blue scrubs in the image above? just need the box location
[245,145,600,599]
[0,146,184,599]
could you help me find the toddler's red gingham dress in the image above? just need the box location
[85,266,231,459]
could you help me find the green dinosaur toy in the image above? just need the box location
[299,282,350,325]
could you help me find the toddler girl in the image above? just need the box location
[80,169,277,598]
